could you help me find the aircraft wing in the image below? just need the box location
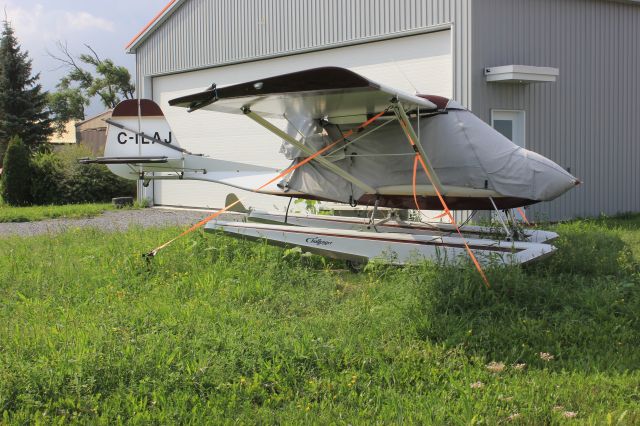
[168,67,438,120]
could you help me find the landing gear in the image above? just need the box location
[488,197,528,242]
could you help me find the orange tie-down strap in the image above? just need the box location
[432,211,449,220]
[517,207,531,225]
[144,110,388,258]
[405,122,490,288]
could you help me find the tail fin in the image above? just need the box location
[225,193,250,213]
[105,99,185,157]
[83,99,189,181]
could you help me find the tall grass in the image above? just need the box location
[0,216,639,423]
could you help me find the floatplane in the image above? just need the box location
[81,67,579,271]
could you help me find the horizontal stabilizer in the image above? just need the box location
[79,156,170,165]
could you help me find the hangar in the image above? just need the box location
[126,0,640,221]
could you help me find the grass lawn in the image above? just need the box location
[0,203,116,223]
[0,215,639,423]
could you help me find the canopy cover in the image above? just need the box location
[281,109,577,205]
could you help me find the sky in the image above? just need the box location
[2,0,169,115]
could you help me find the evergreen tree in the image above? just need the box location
[0,19,52,162]
[1,135,32,205]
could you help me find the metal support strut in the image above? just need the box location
[489,196,513,240]
[242,107,377,195]
[391,100,445,196]
[367,197,380,229]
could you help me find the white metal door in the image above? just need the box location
[152,30,453,210]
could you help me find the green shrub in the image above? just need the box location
[1,135,32,206]
[28,146,136,205]
[63,146,136,203]
[30,151,67,205]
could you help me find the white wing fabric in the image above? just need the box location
[169,67,437,121]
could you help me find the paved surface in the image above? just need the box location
[0,208,244,237]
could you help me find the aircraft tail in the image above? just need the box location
[80,99,279,189]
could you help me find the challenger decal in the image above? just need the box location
[305,237,333,246]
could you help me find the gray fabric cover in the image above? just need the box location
[285,108,577,204]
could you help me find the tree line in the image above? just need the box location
[0,18,135,206]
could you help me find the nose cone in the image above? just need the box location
[525,150,580,201]
[433,109,580,204]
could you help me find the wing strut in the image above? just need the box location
[392,100,446,195]
[395,101,490,288]
[391,101,445,195]
[241,107,377,195]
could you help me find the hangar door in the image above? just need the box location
[152,30,452,210]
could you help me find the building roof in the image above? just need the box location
[125,0,182,53]
[125,0,640,54]
[76,109,113,127]
[75,109,113,130]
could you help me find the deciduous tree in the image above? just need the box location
[47,81,87,136]
[48,42,135,134]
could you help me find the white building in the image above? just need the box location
[126,0,640,221]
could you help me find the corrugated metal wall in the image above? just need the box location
[472,0,640,221]
[134,0,639,220]
[135,0,472,105]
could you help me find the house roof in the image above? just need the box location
[75,109,113,130]
[125,0,640,53]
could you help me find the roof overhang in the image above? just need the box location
[125,0,184,53]
[484,65,559,84]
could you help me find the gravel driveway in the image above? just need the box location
[0,208,243,237]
